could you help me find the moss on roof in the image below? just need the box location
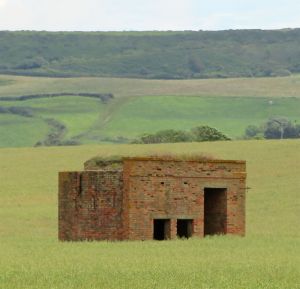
[84,153,216,170]
[84,155,123,170]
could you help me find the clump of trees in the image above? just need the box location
[132,126,230,144]
[245,117,300,139]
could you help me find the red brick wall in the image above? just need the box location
[58,158,246,241]
[122,158,246,240]
[58,170,123,241]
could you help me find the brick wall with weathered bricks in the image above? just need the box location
[59,170,124,240]
[58,158,246,241]
[122,158,246,240]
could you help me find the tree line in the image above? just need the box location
[1,29,300,79]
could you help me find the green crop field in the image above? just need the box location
[1,74,300,147]
[93,95,300,140]
[0,140,299,289]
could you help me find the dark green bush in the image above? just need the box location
[191,126,231,142]
[133,129,192,144]
[132,126,230,144]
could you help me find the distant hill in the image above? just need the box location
[0,29,300,79]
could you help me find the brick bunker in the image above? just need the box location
[58,156,246,241]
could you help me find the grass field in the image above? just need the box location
[0,140,299,289]
[0,114,49,147]
[3,95,300,146]
[1,74,300,98]
[1,74,300,147]
[94,95,300,139]
[0,96,106,147]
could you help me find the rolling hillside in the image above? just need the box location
[1,74,300,147]
[1,29,300,79]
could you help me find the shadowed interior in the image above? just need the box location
[204,188,227,236]
[153,219,170,240]
[177,219,193,238]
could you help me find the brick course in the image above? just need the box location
[59,157,246,241]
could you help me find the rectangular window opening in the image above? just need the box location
[153,219,170,240]
[204,187,227,236]
[177,219,193,239]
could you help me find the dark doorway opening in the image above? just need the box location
[177,219,193,238]
[153,219,170,240]
[204,188,227,236]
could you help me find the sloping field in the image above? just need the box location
[92,95,300,140]
[1,75,300,147]
[0,140,299,289]
[1,74,300,98]
[2,94,300,146]
[0,96,105,147]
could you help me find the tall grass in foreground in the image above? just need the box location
[0,140,299,288]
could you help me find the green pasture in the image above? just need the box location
[1,74,300,147]
[0,140,299,288]
[95,95,300,139]
[0,114,48,147]
[30,96,104,138]
[5,95,105,139]
[1,92,300,147]
[0,96,106,147]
